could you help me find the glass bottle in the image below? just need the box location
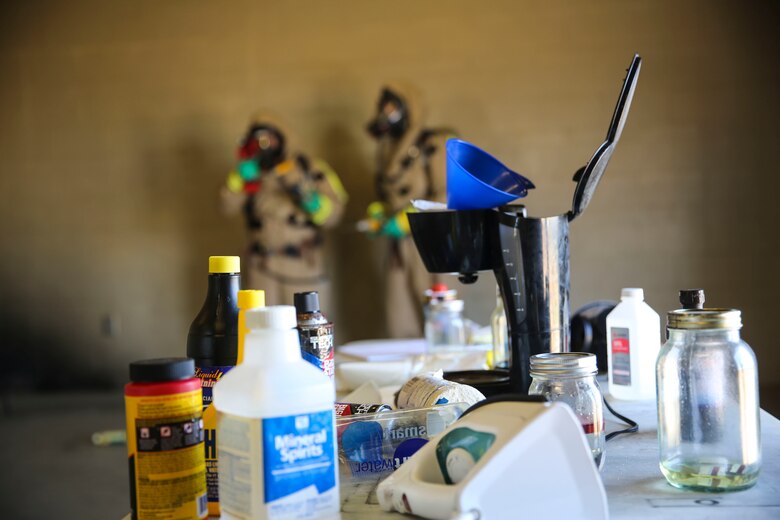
[529,353,605,469]
[490,286,509,369]
[657,308,760,491]
[425,299,467,352]
[423,285,466,352]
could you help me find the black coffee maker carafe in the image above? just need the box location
[408,55,642,395]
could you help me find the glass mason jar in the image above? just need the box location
[424,299,467,352]
[529,353,605,469]
[657,309,761,492]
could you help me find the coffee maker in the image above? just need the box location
[408,55,642,395]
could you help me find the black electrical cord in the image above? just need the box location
[459,394,639,441]
[603,396,639,441]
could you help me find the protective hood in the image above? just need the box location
[239,110,298,171]
[366,81,427,141]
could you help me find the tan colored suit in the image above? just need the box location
[221,115,346,308]
[367,84,454,337]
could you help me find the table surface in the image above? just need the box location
[337,397,780,519]
[117,398,780,520]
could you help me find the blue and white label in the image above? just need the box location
[263,411,336,507]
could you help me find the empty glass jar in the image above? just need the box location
[424,298,467,352]
[657,309,761,491]
[529,353,605,469]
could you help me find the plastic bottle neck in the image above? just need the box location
[243,328,302,365]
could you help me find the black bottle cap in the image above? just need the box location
[294,291,320,314]
[679,289,705,310]
[129,358,195,383]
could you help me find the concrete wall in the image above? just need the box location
[1,0,778,388]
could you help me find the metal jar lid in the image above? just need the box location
[530,352,598,378]
[667,308,742,330]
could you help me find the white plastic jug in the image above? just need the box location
[606,288,661,400]
[213,305,339,520]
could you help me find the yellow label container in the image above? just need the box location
[125,358,207,519]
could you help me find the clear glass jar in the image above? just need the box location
[529,353,605,469]
[424,299,466,352]
[657,309,760,492]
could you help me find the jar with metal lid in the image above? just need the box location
[425,298,467,352]
[657,308,760,491]
[529,353,605,469]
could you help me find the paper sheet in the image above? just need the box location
[338,338,427,362]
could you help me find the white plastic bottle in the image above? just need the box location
[213,305,339,520]
[606,288,661,400]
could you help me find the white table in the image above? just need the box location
[121,398,779,520]
[339,398,780,519]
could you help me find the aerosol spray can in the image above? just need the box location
[293,291,335,379]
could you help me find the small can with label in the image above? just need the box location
[294,291,335,378]
[124,358,207,520]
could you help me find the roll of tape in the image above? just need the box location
[395,371,485,409]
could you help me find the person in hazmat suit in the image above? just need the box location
[361,84,456,337]
[220,113,347,308]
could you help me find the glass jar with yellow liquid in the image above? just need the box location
[657,308,760,491]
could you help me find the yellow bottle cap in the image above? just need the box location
[238,289,266,309]
[209,256,240,274]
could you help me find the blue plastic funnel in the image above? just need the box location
[446,139,534,210]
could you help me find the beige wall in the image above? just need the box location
[1,0,778,387]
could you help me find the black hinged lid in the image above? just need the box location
[569,54,642,220]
